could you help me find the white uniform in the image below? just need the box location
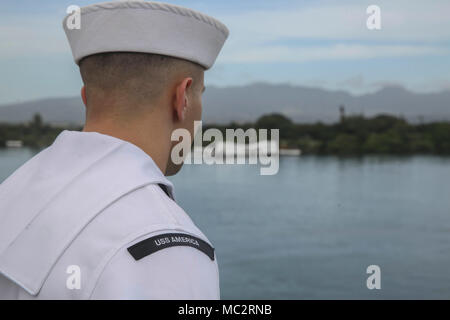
[0,130,219,299]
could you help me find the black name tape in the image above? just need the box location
[127,233,215,261]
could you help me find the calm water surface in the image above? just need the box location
[1,148,450,299]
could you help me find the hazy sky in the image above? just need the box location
[1,0,449,104]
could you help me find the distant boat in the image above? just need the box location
[192,141,301,157]
[279,148,302,156]
[5,140,23,148]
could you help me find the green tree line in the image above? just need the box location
[0,114,81,149]
[1,112,450,155]
[207,113,450,155]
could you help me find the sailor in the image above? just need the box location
[0,1,228,299]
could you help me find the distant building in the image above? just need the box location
[279,148,301,156]
[191,141,301,158]
[339,105,346,123]
[5,140,23,148]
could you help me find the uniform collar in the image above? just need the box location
[0,130,175,295]
[61,130,175,200]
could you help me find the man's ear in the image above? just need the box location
[81,86,87,107]
[173,77,193,122]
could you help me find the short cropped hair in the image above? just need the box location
[79,52,204,106]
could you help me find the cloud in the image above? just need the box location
[220,44,448,63]
[220,0,450,42]
[339,74,365,89]
[0,15,68,57]
[216,0,450,63]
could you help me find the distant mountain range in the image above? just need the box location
[0,83,449,125]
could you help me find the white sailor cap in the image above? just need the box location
[63,1,229,69]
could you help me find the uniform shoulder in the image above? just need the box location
[88,228,219,299]
[46,183,217,299]
[85,185,220,299]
